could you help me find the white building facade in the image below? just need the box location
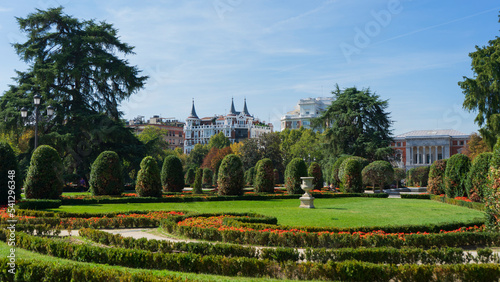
[280,97,334,131]
[184,99,273,154]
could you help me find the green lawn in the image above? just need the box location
[50,198,485,228]
[0,241,293,282]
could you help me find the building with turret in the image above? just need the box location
[183,99,273,154]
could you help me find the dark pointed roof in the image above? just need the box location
[228,98,237,116]
[243,98,250,116]
[188,99,199,119]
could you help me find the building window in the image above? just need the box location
[459,140,464,146]
[305,111,310,115]
[438,154,443,160]
[396,142,401,147]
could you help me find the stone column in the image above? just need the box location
[406,146,411,166]
[417,147,420,164]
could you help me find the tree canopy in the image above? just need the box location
[459,15,500,148]
[312,85,393,161]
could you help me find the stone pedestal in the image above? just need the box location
[299,177,315,209]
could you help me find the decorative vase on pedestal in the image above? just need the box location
[299,176,315,208]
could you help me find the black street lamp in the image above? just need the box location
[20,94,54,149]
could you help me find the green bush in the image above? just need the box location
[338,157,367,193]
[89,151,123,196]
[135,156,162,197]
[361,161,394,192]
[444,154,471,198]
[161,155,184,192]
[284,158,308,194]
[217,154,244,196]
[466,152,492,202]
[193,167,203,194]
[485,140,500,231]
[430,195,485,211]
[330,155,351,188]
[308,162,324,190]
[254,158,275,193]
[401,194,430,199]
[0,142,20,205]
[428,159,448,195]
[24,145,64,199]
[244,166,255,186]
[407,166,430,187]
[393,168,406,188]
[184,167,195,186]
[16,199,62,210]
[202,168,213,187]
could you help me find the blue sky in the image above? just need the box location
[0,0,499,135]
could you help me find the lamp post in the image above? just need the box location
[20,94,54,150]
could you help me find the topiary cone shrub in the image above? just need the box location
[202,168,213,187]
[308,162,323,190]
[0,142,21,204]
[193,167,203,194]
[135,156,162,197]
[254,158,275,193]
[338,156,367,193]
[330,155,351,188]
[444,154,471,198]
[285,158,308,194]
[217,154,244,196]
[485,140,500,231]
[244,167,255,187]
[25,145,64,199]
[89,151,123,196]
[185,168,195,186]
[427,159,448,195]
[466,152,492,202]
[361,161,394,193]
[161,155,184,192]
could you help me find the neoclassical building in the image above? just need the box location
[391,129,471,170]
[183,99,273,154]
[280,97,334,132]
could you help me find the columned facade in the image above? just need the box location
[391,130,470,170]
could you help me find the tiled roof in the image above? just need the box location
[396,129,469,138]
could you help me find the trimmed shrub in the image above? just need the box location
[135,156,162,197]
[244,167,255,186]
[161,155,184,192]
[308,162,324,190]
[202,168,213,187]
[254,158,275,193]
[24,145,64,199]
[466,152,492,202]
[89,151,123,196]
[0,142,21,205]
[393,168,406,188]
[485,140,500,231]
[284,158,308,194]
[444,154,471,198]
[362,161,394,192]
[338,157,367,193]
[193,168,203,194]
[185,167,195,186]
[217,154,244,196]
[16,199,62,210]
[407,166,430,187]
[330,155,352,188]
[428,159,448,195]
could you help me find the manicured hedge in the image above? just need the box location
[339,157,367,193]
[428,159,447,195]
[217,154,244,196]
[161,155,184,192]
[24,145,64,199]
[308,162,324,190]
[444,154,471,198]
[485,140,500,231]
[15,199,62,210]
[254,158,275,193]
[400,194,431,200]
[361,161,393,192]
[284,158,308,194]
[0,141,20,206]
[330,155,351,188]
[466,152,492,202]
[244,166,255,187]
[135,156,162,197]
[430,195,485,211]
[89,151,123,196]
[5,231,500,281]
[192,167,203,194]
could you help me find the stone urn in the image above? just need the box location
[299,177,315,208]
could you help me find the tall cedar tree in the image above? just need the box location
[459,15,500,149]
[0,7,147,185]
[312,85,393,161]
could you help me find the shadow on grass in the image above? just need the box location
[319,207,348,210]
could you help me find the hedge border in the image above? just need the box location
[400,194,431,200]
[430,195,485,211]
